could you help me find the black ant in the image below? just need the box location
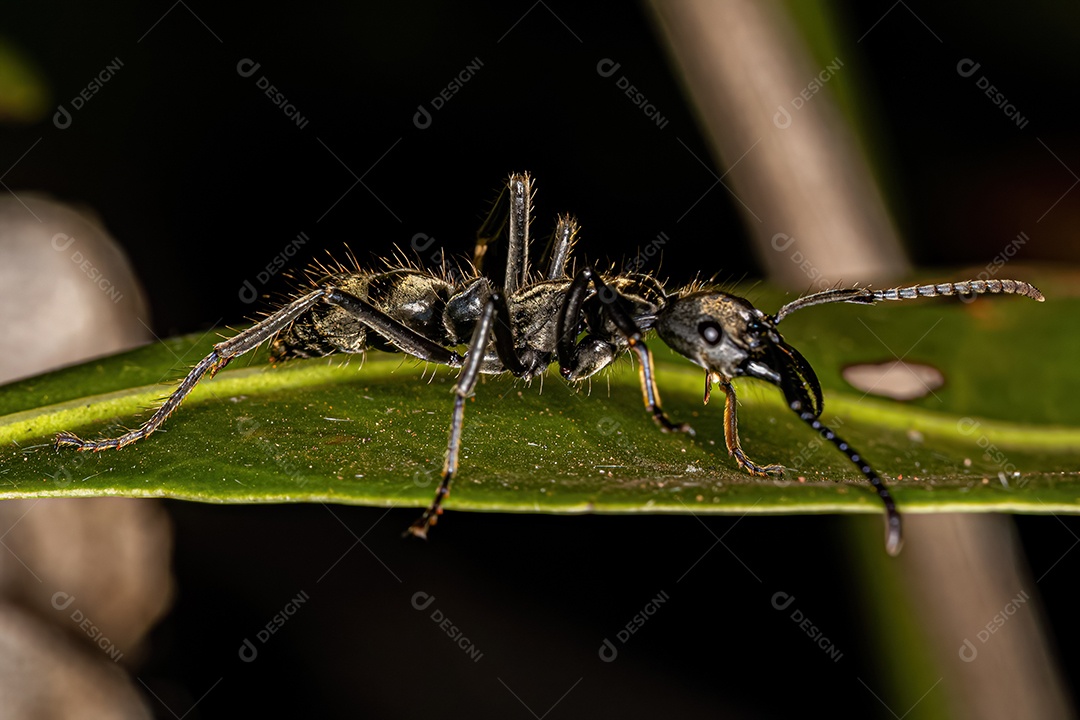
[56,173,1044,555]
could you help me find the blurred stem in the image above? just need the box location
[889,514,1071,719]
[645,0,908,290]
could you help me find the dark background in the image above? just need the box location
[4,2,1079,716]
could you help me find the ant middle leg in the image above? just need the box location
[407,291,540,538]
[557,266,693,435]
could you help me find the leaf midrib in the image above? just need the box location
[4,354,1078,454]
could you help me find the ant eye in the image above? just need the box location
[697,320,723,346]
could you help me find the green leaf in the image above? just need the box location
[1,273,1077,521]
[0,36,51,124]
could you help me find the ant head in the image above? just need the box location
[655,291,823,416]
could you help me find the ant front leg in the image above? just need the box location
[557,267,693,436]
[706,374,783,477]
[407,292,535,539]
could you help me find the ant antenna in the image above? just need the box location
[773,279,1043,324]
